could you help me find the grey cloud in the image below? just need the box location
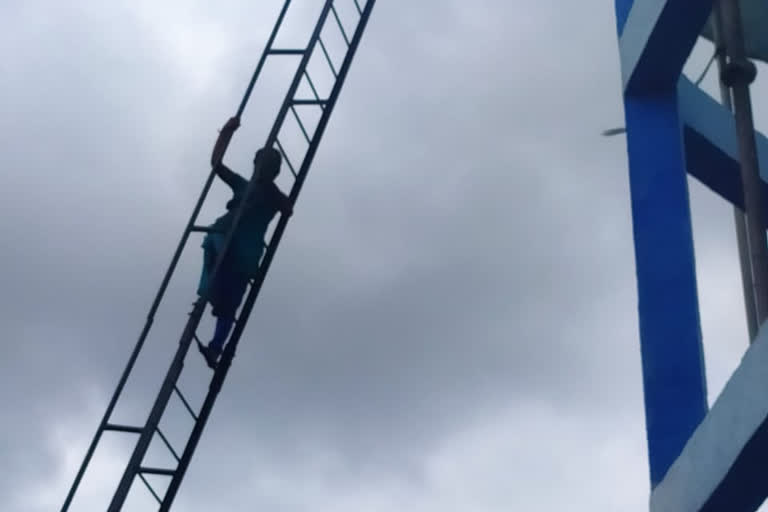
[0,0,755,511]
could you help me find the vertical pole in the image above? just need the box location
[711,3,759,342]
[719,0,768,329]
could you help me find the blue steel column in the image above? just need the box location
[615,0,709,488]
[624,95,708,486]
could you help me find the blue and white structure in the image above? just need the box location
[614,0,768,510]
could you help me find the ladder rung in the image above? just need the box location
[268,48,306,55]
[104,423,143,434]
[191,226,221,234]
[292,99,327,106]
[139,466,176,477]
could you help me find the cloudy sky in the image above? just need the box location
[2,1,767,510]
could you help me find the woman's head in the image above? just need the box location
[254,147,282,182]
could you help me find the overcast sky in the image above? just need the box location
[2,1,767,510]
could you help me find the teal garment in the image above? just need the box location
[201,172,283,277]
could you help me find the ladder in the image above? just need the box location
[60,1,376,510]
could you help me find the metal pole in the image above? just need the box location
[711,2,759,342]
[719,0,768,330]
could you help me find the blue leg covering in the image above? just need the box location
[210,316,233,353]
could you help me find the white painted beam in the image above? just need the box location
[650,319,768,511]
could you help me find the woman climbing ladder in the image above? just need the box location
[197,117,293,368]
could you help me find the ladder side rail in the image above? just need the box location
[236,0,294,119]
[103,3,301,510]
[60,169,217,512]
[231,0,378,369]
[157,1,338,507]
[159,2,377,508]
[263,2,334,147]
[61,2,297,508]
[108,151,275,509]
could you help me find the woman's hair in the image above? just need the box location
[254,147,282,179]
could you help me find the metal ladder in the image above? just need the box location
[60,1,376,509]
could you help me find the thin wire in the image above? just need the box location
[695,49,720,86]
[138,473,163,505]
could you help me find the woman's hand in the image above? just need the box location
[211,117,241,166]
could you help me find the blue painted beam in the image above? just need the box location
[624,91,709,487]
[615,0,634,35]
[618,0,712,93]
[650,324,768,512]
[678,77,768,222]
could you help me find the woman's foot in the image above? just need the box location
[196,339,221,369]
